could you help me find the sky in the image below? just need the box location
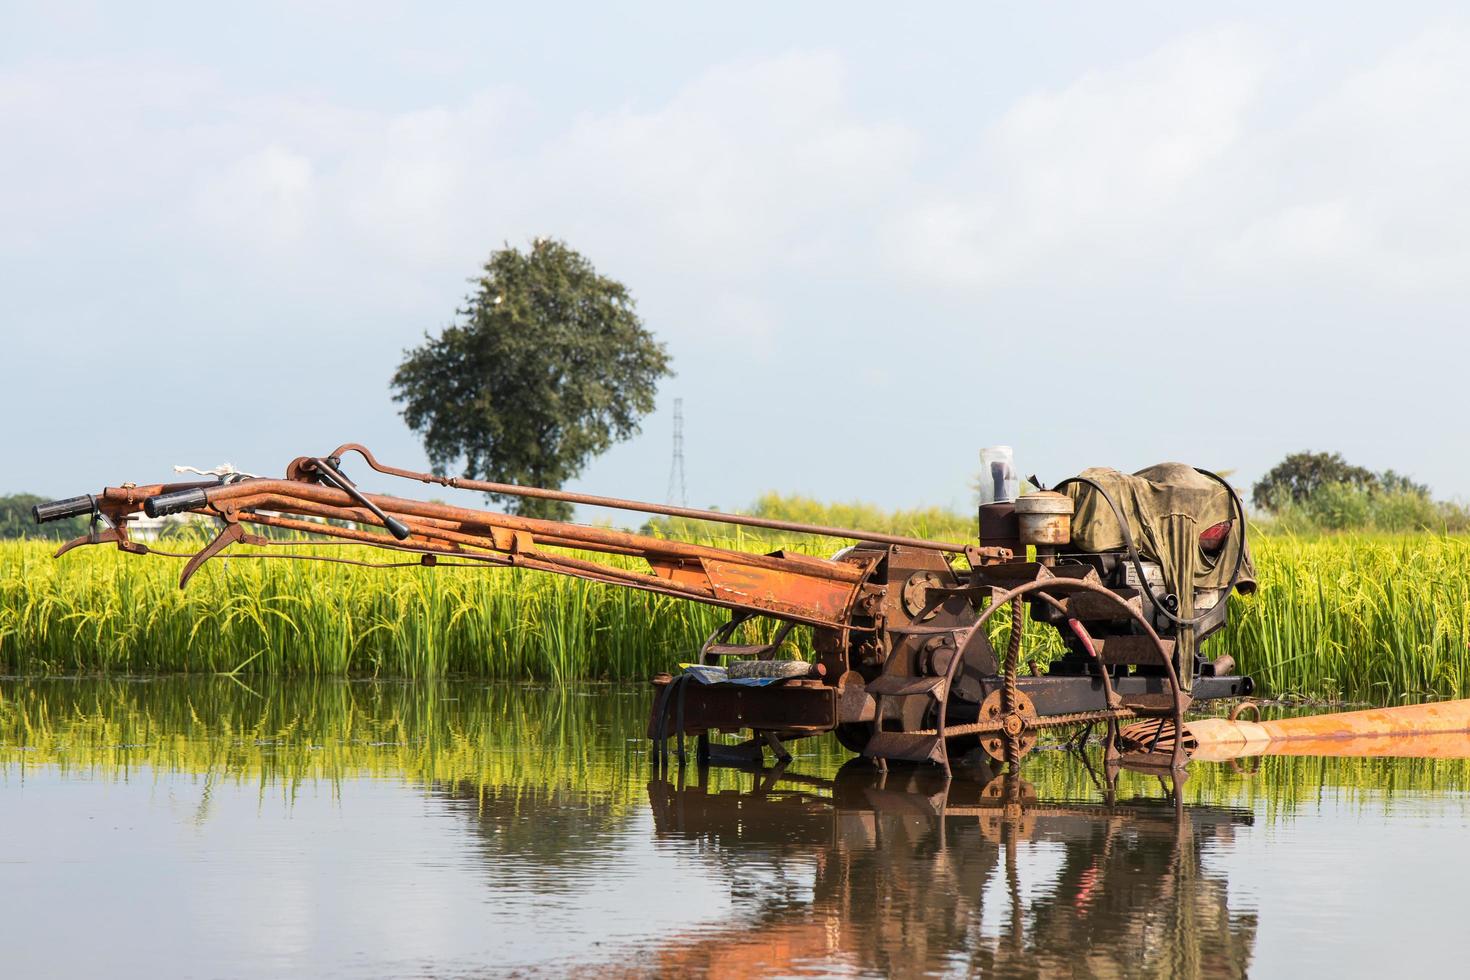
[4,2,1469,518]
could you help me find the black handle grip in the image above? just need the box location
[305,457,412,541]
[32,494,96,524]
[144,488,209,518]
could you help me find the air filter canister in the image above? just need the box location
[1014,491,1074,546]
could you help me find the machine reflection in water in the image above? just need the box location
[644,759,1256,978]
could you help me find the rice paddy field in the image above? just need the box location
[2,530,1468,701]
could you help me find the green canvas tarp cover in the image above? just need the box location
[1061,463,1255,594]
[1060,463,1256,683]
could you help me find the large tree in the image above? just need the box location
[391,240,672,520]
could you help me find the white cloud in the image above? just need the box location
[886,23,1470,296]
[885,28,1268,290]
[6,29,1470,332]
[194,145,315,242]
[530,52,917,280]
[1216,26,1470,290]
[10,28,1470,300]
[0,50,908,334]
[0,59,217,248]
[189,50,912,278]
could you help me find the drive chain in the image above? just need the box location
[911,707,1137,739]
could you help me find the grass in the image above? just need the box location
[2,528,1469,701]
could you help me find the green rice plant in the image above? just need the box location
[0,536,779,680]
[3,531,1469,701]
[1220,532,1470,701]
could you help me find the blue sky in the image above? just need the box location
[4,2,1468,515]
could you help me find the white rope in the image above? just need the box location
[172,462,261,479]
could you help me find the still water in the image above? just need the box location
[2,677,1468,978]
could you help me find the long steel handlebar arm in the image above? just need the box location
[154,478,868,583]
[328,442,970,553]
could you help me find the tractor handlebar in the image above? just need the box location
[144,488,210,518]
[32,494,97,524]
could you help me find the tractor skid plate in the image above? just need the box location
[988,673,1251,714]
[647,676,836,739]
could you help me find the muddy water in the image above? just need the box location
[2,678,1468,978]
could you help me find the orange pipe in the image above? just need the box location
[1186,699,1470,761]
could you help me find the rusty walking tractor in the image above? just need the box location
[35,445,1257,775]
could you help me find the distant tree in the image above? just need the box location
[1252,452,1375,510]
[391,240,672,520]
[1375,468,1431,499]
[1252,451,1431,511]
[0,494,89,541]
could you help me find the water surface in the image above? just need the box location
[2,677,1468,977]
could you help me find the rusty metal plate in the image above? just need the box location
[699,557,860,625]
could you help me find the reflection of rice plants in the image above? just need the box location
[3,532,1469,701]
[4,677,1467,818]
[0,676,663,806]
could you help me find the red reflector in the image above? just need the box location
[1199,520,1232,553]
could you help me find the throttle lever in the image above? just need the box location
[307,457,412,541]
